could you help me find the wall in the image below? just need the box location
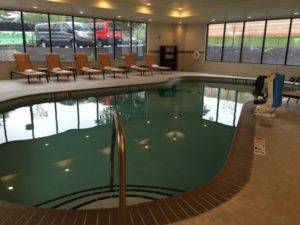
[0,22,174,80]
[180,24,300,79]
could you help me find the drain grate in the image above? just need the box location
[254,137,266,155]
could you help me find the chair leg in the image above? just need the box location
[73,74,76,81]
[10,71,13,79]
[125,71,128,78]
[287,97,290,104]
[27,76,31,84]
[89,73,91,80]
[102,71,105,79]
[114,72,116,78]
[46,75,49,83]
[57,74,59,81]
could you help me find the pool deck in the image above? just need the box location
[0,71,254,103]
[0,72,299,225]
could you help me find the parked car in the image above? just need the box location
[92,21,123,47]
[35,22,94,48]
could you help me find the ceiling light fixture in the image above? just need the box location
[178,22,182,24]
[248,16,252,19]
[178,8,182,11]
[117,15,121,19]
[294,12,299,15]
[64,168,70,172]
[146,3,151,6]
[79,11,84,14]
[33,6,38,9]
[8,186,14,191]
[211,19,216,22]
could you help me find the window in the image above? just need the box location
[95,19,114,58]
[5,107,32,141]
[74,17,95,60]
[217,89,236,126]
[242,21,265,63]
[50,15,74,61]
[0,10,23,61]
[56,100,78,133]
[23,12,50,61]
[286,18,300,65]
[78,98,97,129]
[115,21,131,59]
[202,87,219,122]
[0,114,6,144]
[32,103,57,138]
[132,22,147,58]
[223,22,244,62]
[206,24,224,61]
[262,19,290,65]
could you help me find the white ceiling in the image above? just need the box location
[0,0,299,23]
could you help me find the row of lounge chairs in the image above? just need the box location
[11,53,172,84]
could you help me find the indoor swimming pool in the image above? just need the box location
[0,81,253,209]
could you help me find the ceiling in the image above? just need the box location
[0,0,300,23]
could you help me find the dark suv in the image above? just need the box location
[35,22,94,48]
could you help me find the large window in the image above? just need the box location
[50,15,74,61]
[0,8,148,61]
[23,12,50,61]
[262,19,290,65]
[0,10,23,61]
[223,22,244,62]
[286,18,300,65]
[242,21,265,63]
[115,21,131,59]
[206,18,300,65]
[206,24,224,61]
[132,22,147,58]
[74,17,95,60]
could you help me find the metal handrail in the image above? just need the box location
[110,110,126,225]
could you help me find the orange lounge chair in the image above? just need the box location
[125,53,151,76]
[11,53,48,83]
[45,53,76,81]
[74,53,103,79]
[98,53,127,78]
[145,53,172,74]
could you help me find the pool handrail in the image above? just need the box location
[110,109,126,225]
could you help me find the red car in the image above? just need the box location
[94,21,123,47]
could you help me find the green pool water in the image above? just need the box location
[0,81,253,207]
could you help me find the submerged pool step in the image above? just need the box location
[36,185,184,209]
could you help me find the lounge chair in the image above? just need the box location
[11,53,49,83]
[145,53,172,74]
[74,53,103,79]
[45,53,76,81]
[124,53,151,76]
[98,53,127,78]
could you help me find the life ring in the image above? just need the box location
[193,50,201,60]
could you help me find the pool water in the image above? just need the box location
[0,82,253,207]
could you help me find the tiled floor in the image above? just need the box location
[172,102,300,225]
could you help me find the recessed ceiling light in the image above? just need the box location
[148,19,152,22]
[33,6,38,9]
[85,135,90,138]
[147,120,151,124]
[178,22,182,24]
[64,168,70,172]
[204,124,207,127]
[79,11,84,14]
[8,186,14,191]
[294,12,299,15]
[248,16,252,19]
[146,3,151,6]
[211,19,216,22]
[44,143,49,147]
[178,8,182,11]
[117,15,122,19]
[145,145,149,149]
[174,115,178,119]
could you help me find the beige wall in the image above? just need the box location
[180,24,300,79]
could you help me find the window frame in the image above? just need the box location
[0,8,148,62]
[205,16,300,66]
